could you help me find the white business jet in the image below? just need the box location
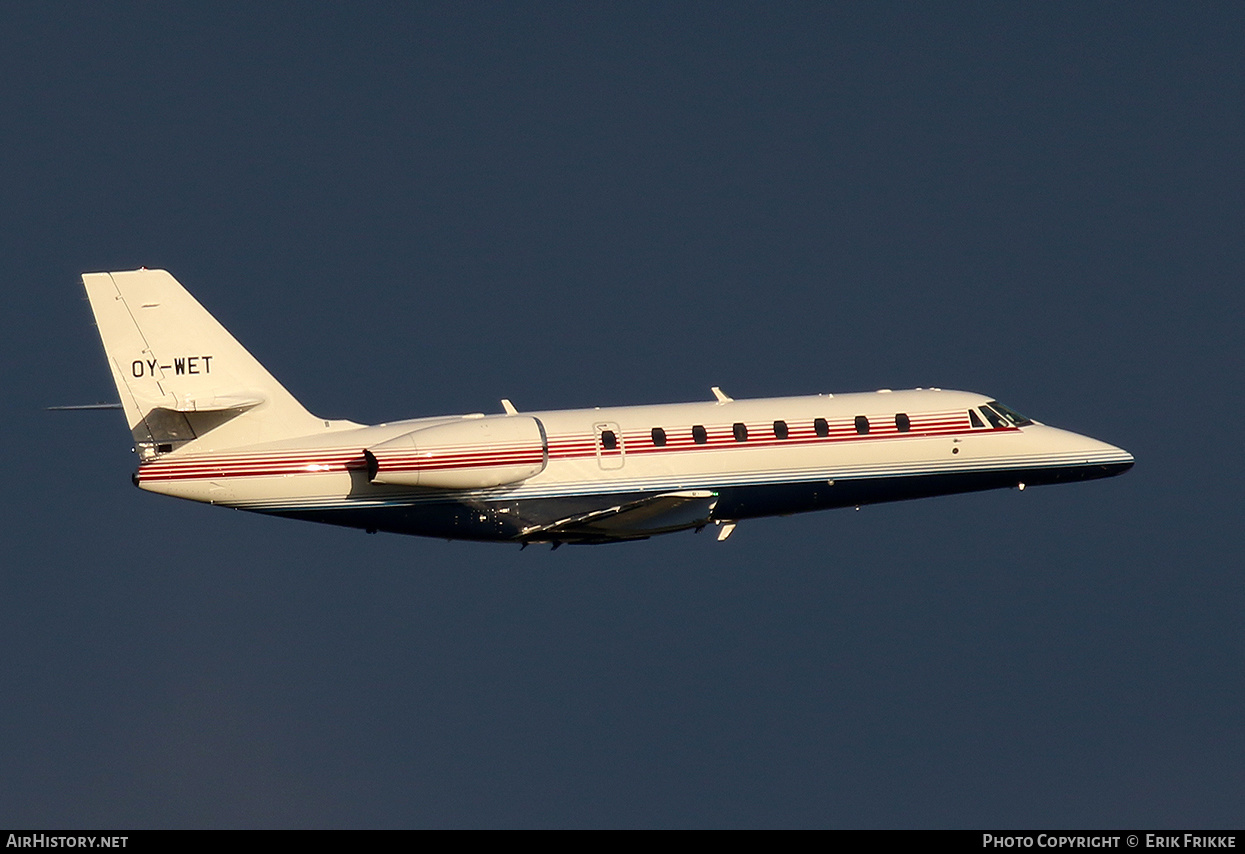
[81,269,1133,545]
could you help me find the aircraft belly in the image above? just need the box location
[251,456,1130,544]
[714,458,1134,519]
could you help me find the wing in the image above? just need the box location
[519,490,719,543]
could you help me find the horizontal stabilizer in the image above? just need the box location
[166,393,265,413]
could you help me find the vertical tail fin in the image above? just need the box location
[83,269,326,458]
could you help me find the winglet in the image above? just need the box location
[711,386,733,404]
[501,398,518,415]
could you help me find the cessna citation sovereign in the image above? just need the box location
[82,269,1133,546]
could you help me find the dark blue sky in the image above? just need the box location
[3,3,1242,827]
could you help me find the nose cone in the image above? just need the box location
[1099,442,1135,476]
[1031,424,1134,479]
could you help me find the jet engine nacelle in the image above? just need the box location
[365,415,547,489]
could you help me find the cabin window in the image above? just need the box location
[600,429,618,450]
[773,420,789,440]
[855,415,870,434]
[814,418,829,438]
[733,422,748,442]
[692,425,708,444]
[979,406,1006,429]
[969,409,985,428]
[895,413,910,433]
[651,427,667,447]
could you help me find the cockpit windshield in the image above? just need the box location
[985,401,1034,427]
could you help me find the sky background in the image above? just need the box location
[2,3,1242,828]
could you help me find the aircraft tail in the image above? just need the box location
[82,269,327,458]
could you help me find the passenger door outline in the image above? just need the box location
[593,421,625,470]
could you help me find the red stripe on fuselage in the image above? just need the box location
[136,411,1016,484]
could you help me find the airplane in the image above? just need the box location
[80,268,1134,546]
